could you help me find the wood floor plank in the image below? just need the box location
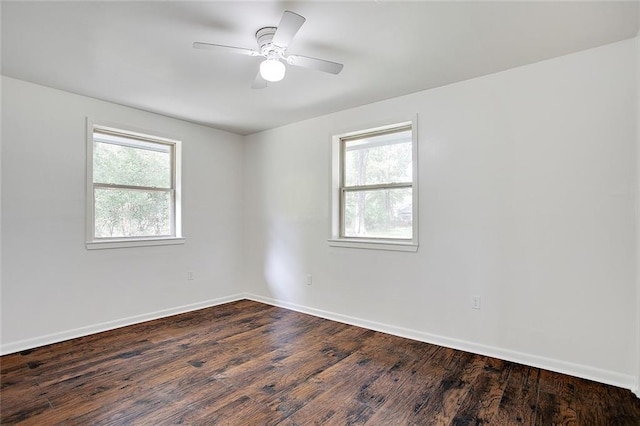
[362,346,458,424]
[491,362,540,425]
[221,327,368,406]
[407,351,487,424]
[273,335,403,424]
[0,378,52,424]
[450,356,512,425]
[2,299,639,425]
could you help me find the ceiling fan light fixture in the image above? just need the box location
[260,58,286,82]
[194,11,343,89]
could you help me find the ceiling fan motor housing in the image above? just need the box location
[256,27,279,54]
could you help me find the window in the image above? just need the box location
[86,120,183,249]
[330,118,418,251]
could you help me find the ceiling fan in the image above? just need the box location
[193,10,344,89]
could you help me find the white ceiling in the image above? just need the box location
[2,1,638,135]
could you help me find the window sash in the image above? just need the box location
[93,128,175,151]
[340,130,412,188]
[342,182,412,192]
[338,126,414,241]
[92,182,174,192]
[92,186,175,241]
[92,138,175,190]
[339,186,413,240]
[88,122,180,244]
[339,124,411,143]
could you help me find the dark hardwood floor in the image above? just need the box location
[1,300,639,425]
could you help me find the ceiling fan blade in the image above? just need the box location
[287,55,344,75]
[251,71,268,89]
[272,11,305,48]
[193,42,259,57]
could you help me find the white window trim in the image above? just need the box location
[329,116,419,252]
[86,118,184,250]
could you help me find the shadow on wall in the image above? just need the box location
[263,218,306,302]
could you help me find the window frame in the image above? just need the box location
[329,117,419,252]
[86,119,184,250]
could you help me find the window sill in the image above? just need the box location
[328,238,418,252]
[86,237,185,250]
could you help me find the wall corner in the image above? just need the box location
[635,28,640,399]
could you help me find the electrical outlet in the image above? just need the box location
[472,295,481,310]
[306,274,312,286]
[187,271,194,281]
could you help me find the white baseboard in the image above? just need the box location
[0,294,246,355]
[245,293,637,394]
[3,291,636,397]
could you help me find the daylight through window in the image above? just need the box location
[87,123,182,248]
[331,120,418,251]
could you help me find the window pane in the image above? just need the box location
[344,129,412,187]
[93,140,171,188]
[94,188,171,238]
[343,188,412,239]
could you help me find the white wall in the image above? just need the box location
[1,77,245,352]
[244,39,638,389]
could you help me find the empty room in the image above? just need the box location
[1,1,640,424]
